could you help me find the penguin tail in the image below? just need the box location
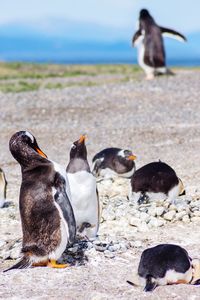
[144,275,157,292]
[3,256,31,272]
[127,280,136,286]
[192,279,200,285]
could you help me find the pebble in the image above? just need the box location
[129,217,141,227]
[163,210,176,221]
[104,250,115,258]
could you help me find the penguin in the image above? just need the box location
[132,9,187,79]
[66,135,99,240]
[0,168,7,208]
[92,148,136,179]
[130,161,185,205]
[127,244,200,292]
[4,131,76,272]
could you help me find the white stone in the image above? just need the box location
[155,207,165,216]
[163,210,176,221]
[129,217,141,227]
[182,215,190,223]
[139,212,150,222]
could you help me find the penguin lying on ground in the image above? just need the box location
[66,135,99,240]
[130,161,185,205]
[127,244,200,292]
[92,148,136,179]
[0,168,7,208]
[4,131,76,271]
[132,9,187,79]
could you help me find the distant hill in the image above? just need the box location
[0,19,199,65]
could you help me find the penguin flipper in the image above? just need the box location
[132,29,142,46]
[160,27,187,42]
[54,172,76,244]
[144,276,157,292]
[3,256,31,272]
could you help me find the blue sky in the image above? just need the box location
[0,0,200,34]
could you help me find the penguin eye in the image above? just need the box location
[71,144,76,150]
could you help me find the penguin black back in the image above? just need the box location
[138,244,192,291]
[131,161,179,194]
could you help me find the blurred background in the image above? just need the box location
[0,0,199,66]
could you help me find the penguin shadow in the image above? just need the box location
[2,200,15,208]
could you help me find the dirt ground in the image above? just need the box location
[0,68,200,299]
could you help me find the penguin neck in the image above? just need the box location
[67,158,90,174]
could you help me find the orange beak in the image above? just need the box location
[128,154,137,161]
[78,134,87,144]
[35,148,47,158]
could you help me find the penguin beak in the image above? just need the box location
[35,147,47,158]
[78,135,86,144]
[127,155,137,161]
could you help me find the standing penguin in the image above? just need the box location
[66,135,99,240]
[5,131,76,271]
[92,148,136,179]
[0,168,7,208]
[130,161,185,204]
[127,244,200,292]
[132,9,186,79]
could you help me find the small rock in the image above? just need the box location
[175,211,187,220]
[182,215,190,223]
[155,207,165,216]
[148,217,165,228]
[163,210,176,221]
[139,212,150,222]
[138,222,149,232]
[104,250,115,258]
[191,216,200,223]
[129,217,141,227]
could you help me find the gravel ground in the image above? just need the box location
[0,69,200,299]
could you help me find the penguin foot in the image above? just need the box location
[47,259,69,268]
[138,193,150,205]
[32,260,49,267]
[145,74,154,80]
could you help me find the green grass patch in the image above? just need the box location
[0,81,40,93]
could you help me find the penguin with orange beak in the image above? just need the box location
[66,135,99,240]
[5,131,76,271]
[92,148,136,179]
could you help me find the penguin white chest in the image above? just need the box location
[67,171,98,229]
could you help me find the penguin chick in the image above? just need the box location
[92,148,136,179]
[128,244,197,292]
[66,135,99,240]
[130,161,185,204]
[0,168,7,208]
[4,131,76,272]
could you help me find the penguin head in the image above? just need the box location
[118,149,137,161]
[70,135,87,160]
[139,9,155,27]
[9,131,47,166]
[140,9,150,19]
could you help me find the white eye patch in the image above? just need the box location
[25,131,34,143]
[71,143,76,150]
[118,149,125,158]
